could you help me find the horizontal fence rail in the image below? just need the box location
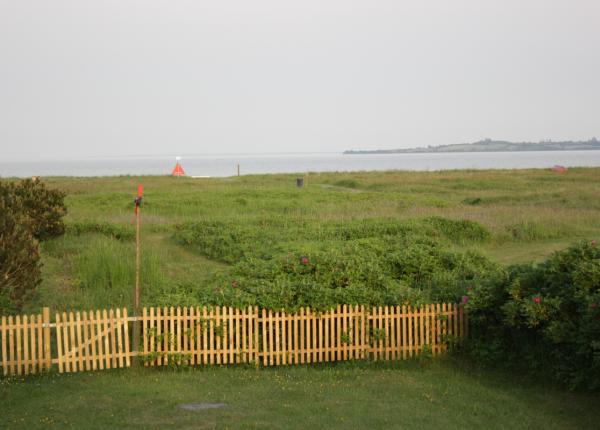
[1,303,467,376]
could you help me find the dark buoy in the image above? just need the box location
[296,177,304,188]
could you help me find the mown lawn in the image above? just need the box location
[1,359,599,430]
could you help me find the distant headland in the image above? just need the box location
[344,138,600,154]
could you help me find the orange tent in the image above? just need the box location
[172,162,186,177]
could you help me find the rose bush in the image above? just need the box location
[193,234,497,311]
[465,241,600,389]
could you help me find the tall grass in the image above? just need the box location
[41,234,165,310]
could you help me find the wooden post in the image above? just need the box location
[135,202,141,313]
[237,164,240,176]
[133,185,143,364]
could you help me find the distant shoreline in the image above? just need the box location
[344,139,600,154]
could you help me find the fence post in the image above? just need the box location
[42,307,51,371]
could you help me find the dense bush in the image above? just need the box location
[0,185,41,312]
[171,217,496,310]
[465,241,600,389]
[190,234,497,311]
[0,179,66,312]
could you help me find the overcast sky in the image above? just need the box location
[1,0,598,160]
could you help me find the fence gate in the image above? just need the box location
[55,308,131,373]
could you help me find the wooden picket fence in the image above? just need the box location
[1,303,466,376]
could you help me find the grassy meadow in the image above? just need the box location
[24,167,600,313]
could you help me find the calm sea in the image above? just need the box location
[2,151,600,178]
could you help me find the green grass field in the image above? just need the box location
[2,359,599,430]
[24,168,600,313]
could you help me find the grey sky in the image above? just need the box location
[1,0,598,160]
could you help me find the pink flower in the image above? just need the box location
[533,296,541,304]
[300,257,309,265]
[462,296,469,304]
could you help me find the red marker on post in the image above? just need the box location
[134,184,143,214]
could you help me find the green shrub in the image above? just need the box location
[0,179,66,312]
[465,241,600,390]
[0,185,41,312]
[11,178,67,240]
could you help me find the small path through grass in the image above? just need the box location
[145,233,228,284]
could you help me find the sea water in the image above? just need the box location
[2,150,600,178]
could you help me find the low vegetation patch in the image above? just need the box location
[173,217,491,264]
[172,217,496,310]
[200,238,496,310]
